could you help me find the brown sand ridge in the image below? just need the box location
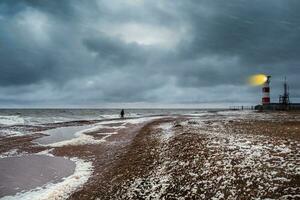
[71,113,299,199]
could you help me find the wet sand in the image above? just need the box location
[34,125,92,145]
[0,155,75,197]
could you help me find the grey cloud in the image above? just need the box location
[0,0,299,107]
[82,35,148,66]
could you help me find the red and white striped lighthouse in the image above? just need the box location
[262,76,271,105]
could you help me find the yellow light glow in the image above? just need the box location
[248,74,268,86]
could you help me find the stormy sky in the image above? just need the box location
[1,0,300,108]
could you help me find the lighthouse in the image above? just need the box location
[262,76,271,105]
[254,75,300,111]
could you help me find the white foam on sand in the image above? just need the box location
[1,157,93,200]
[0,129,27,137]
[183,112,215,117]
[124,116,162,124]
[35,149,55,157]
[45,128,103,147]
[42,117,162,147]
[158,122,174,141]
[0,149,21,158]
[99,116,162,125]
[37,124,115,147]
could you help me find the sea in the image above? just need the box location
[0,108,225,126]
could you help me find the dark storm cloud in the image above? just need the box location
[83,35,149,66]
[0,0,299,107]
[167,0,300,98]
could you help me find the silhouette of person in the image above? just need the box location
[120,109,125,118]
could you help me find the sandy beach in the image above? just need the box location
[0,111,299,199]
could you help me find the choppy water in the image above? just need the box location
[0,109,223,126]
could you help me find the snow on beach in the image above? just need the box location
[192,120,299,199]
[119,112,300,199]
[126,122,175,199]
[195,125,299,199]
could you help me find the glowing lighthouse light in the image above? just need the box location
[248,74,271,105]
[248,74,268,86]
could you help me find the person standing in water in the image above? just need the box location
[120,109,125,118]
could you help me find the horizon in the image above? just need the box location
[0,102,255,109]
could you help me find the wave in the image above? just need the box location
[0,115,25,126]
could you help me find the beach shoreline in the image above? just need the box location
[0,111,299,199]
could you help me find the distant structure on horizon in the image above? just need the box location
[262,75,271,105]
[255,76,300,111]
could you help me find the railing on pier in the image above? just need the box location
[229,106,254,110]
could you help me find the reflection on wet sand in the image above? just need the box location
[0,155,75,197]
[34,125,91,145]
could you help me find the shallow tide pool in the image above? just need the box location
[0,155,76,197]
[34,125,91,145]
